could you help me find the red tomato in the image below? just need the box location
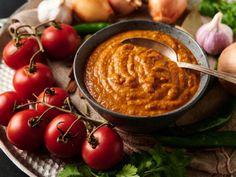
[82,126,123,170]
[3,37,42,70]
[0,91,24,126]
[36,87,69,123]
[44,114,87,158]
[13,63,54,100]
[41,23,80,60]
[6,109,46,151]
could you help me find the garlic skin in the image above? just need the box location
[196,12,233,55]
[148,0,187,24]
[37,0,73,24]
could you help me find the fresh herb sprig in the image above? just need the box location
[199,0,236,34]
[58,145,191,177]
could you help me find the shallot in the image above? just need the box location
[108,0,142,15]
[148,0,187,24]
[218,43,236,96]
[72,0,114,22]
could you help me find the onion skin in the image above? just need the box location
[148,0,187,24]
[72,0,114,22]
[218,43,236,96]
[108,0,142,16]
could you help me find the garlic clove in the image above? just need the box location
[38,0,73,24]
[196,12,233,55]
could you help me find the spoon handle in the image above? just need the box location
[178,62,236,84]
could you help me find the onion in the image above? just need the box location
[218,42,236,96]
[72,0,114,22]
[148,0,187,24]
[108,0,142,16]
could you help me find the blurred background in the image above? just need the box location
[0,0,27,18]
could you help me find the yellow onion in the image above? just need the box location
[218,42,236,96]
[108,0,142,16]
[148,0,187,24]
[72,0,114,22]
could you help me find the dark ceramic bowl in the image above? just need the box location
[73,20,210,132]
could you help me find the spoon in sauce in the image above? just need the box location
[122,37,236,84]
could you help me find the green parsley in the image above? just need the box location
[116,164,139,177]
[199,0,236,34]
[58,145,191,177]
[58,164,82,177]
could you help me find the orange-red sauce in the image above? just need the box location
[85,30,200,116]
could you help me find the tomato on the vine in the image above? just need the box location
[44,114,87,158]
[3,37,42,70]
[36,87,69,123]
[41,23,80,60]
[82,125,123,170]
[13,62,54,100]
[0,91,24,126]
[7,109,46,151]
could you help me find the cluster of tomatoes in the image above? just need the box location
[0,22,123,170]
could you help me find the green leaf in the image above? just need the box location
[167,150,191,177]
[57,145,191,177]
[58,164,83,177]
[77,164,93,177]
[116,164,139,177]
[199,0,236,35]
[130,152,154,176]
[149,146,164,165]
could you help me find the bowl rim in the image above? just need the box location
[73,19,210,120]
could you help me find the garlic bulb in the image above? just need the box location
[196,12,233,55]
[37,0,73,24]
[148,0,187,24]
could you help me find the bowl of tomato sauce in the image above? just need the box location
[73,20,210,132]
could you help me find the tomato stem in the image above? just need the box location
[33,93,107,125]
[38,106,55,121]
[28,117,42,128]
[57,118,81,143]
[27,36,44,73]
[88,134,98,149]
[56,121,70,143]
[87,123,111,149]
[13,100,21,112]
[28,53,38,73]
[15,25,33,36]
[44,88,56,95]
[16,101,40,110]
[51,21,62,30]
[42,88,55,103]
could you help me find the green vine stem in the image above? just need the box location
[18,95,107,126]
[87,122,112,149]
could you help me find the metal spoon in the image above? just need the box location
[122,37,236,84]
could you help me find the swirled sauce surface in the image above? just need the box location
[85,30,200,116]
